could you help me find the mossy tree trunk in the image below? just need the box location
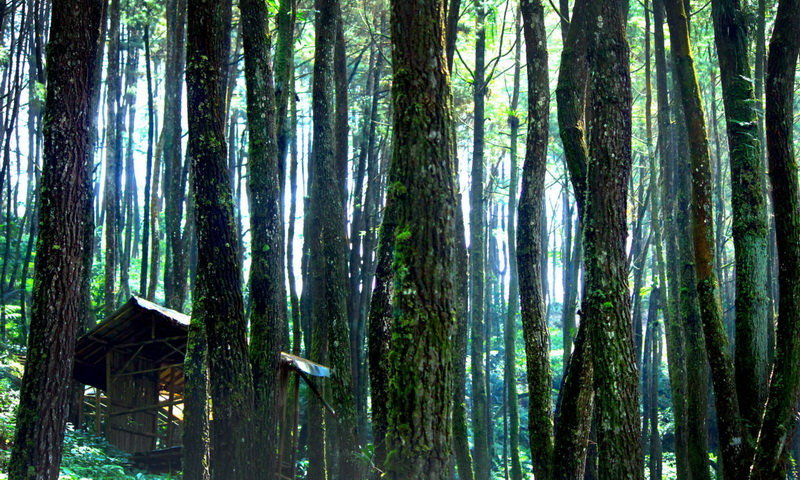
[653,1,691,477]
[8,1,103,478]
[518,1,552,479]
[182,317,210,480]
[751,0,800,477]
[186,0,257,478]
[306,0,360,478]
[673,52,712,479]
[710,0,770,444]
[240,0,287,477]
[367,192,395,477]
[381,0,457,477]
[663,1,748,477]
[583,1,643,478]
[550,1,597,477]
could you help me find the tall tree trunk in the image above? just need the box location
[653,2,691,477]
[186,0,257,478]
[444,2,474,479]
[306,1,360,477]
[672,35,713,478]
[647,290,663,480]
[469,3,490,478]
[103,0,122,316]
[147,133,163,299]
[583,1,642,478]
[140,25,155,297]
[504,10,523,480]
[556,0,589,216]
[561,197,580,368]
[240,0,287,477]
[710,0,770,443]
[382,1,457,477]
[751,0,800,477]
[349,44,378,438]
[182,316,210,480]
[663,1,747,477]
[163,0,188,312]
[333,3,348,210]
[367,186,395,477]
[551,2,597,477]
[518,1,552,479]
[8,0,103,477]
[274,0,295,177]
[120,25,140,302]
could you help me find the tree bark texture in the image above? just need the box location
[186,0,257,478]
[8,1,103,478]
[307,1,360,478]
[663,1,748,477]
[752,0,800,477]
[710,0,770,443]
[583,1,643,478]
[240,0,288,476]
[504,12,523,480]
[382,0,458,478]
[518,1,553,479]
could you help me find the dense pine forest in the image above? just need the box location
[0,0,798,479]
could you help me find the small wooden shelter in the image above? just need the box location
[73,296,329,472]
[73,297,190,468]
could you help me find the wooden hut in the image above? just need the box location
[73,297,189,469]
[73,296,329,472]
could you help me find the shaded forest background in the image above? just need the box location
[0,0,798,479]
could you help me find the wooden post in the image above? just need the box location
[95,388,102,434]
[166,371,175,447]
[105,351,112,436]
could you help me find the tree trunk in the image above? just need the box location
[186,0,257,477]
[182,317,210,480]
[648,290,663,480]
[504,11,523,480]
[469,3,490,478]
[103,0,122,317]
[443,3,473,479]
[653,1,691,477]
[672,38,713,478]
[120,25,140,302]
[751,0,800,477]
[583,1,642,478]
[274,0,295,178]
[8,0,103,477]
[163,0,188,312]
[306,1,360,477]
[240,0,287,476]
[518,1,552,479]
[382,0,457,477]
[367,191,395,477]
[663,1,748,477]
[710,0,770,443]
[140,25,155,297]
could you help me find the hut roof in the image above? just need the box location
[74,296,330,391]
[74,297,190,390]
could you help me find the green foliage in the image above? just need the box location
[0,355,171,480]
